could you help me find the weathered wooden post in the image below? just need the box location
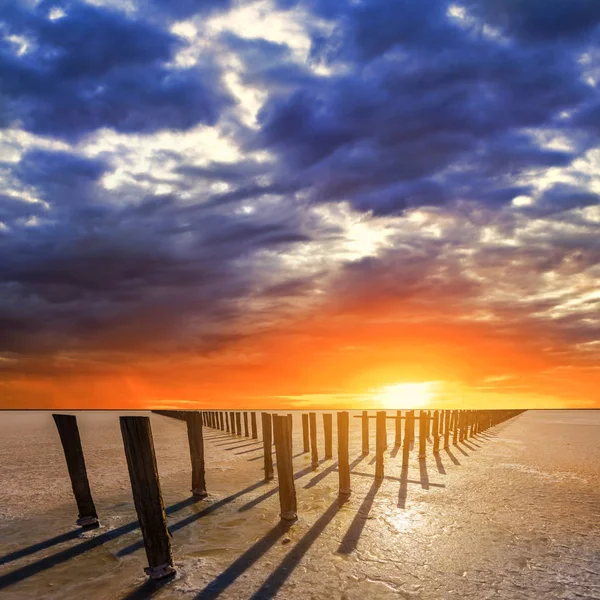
[273,415,297,521]
[361,410,369,454]
[452,410,459,445]
[52,414,99,528]
[243,412,249,437]
[186,411,207,497]
[394,410,402,447]
[261,412,274,480]
[408,410,415,443]
[309,412,318,469]
[444,409,451,449]
[418,410,427,459]
[229,411,235,435]
[120,416,175,580]
[235,412,242,436]
[225,411,230,433]
[375,411,386,479]
[323,413,333,459]
[251,412,258,439]
[302,413,309,453]
[433,410,440,454]
[337,411,351,496]
[459,411,466,443]
[402,410,411,467]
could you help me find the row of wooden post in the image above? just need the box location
[51,409,523,583]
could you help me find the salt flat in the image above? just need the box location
[0,410,598,599]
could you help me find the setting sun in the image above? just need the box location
[371,381,441,409]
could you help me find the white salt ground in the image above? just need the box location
[0,409,598,599]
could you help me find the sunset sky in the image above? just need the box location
[0,0,599,410]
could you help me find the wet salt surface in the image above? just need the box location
[0,410,598,599]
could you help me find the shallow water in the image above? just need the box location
[0,410,598,599]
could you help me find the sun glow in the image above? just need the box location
[371,381,441,409]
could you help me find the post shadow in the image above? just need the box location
[237,461,326,513]
[303,461,338,489]
[250,498,345,600]
[443,447,460,465]
[337,479,382,555]
[419,458,429,490]
[234,447,264,456]
[397,466,409,508]
[454,444,469,457]
[121,575,173,600]
[434,452,446,475]
[117,480,269,558]
[389,445,401,459]
[0,496,202,589]
[194,521,293,600]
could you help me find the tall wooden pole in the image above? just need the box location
[251,412,258,439]
[273,415,297,521]
[432,410,440,454]
[302,414,310,453]
[375,411,385,479]
[230,411,236,435]
[120,416,175,580]
[362,411,369,454]
[452,410,459,445]
[323,413,333,459]
[309,412,318,469]
[186,411,207,497]
[261,412,273,480]
[225,411,230,433]
[408,410,415,443]
[52,414,99,528]
[394,410,402,447]
[418,410,427,459]
[402,410,411,467]
[337,412,351,496]
[444,409,451,449]
[243,412,249,437]
[235,412,242,436]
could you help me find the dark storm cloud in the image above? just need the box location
[1,0,599,371]
[246,0,595,215]
[0,146,334,356]
[0,1,232,139]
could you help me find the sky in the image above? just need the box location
[0,0,599,410]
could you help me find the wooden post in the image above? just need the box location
[402,410,411,467]
[261,413,273,480]
[323,413,333,459]
[418,410,427,459]
[225,411,230,433]
[273,415,297,521]
[52,414,99,528]
[444,409,451,449]
[433,410,440,454]
[302,413,309,453]
[394,410,402,447]
[120,416,175,580]
[453,410,459,445]
[251,412,258,439]
[243,412,249,437]
[337,412,351,496]
[186,411,207,497]
[361,410,369,454]
[375,411,385,479]
[230,411,236,435]
[236,412,242,436]
[408,410,415,443]
[309,412,318,469]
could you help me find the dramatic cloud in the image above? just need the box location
[0,0,598,408]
